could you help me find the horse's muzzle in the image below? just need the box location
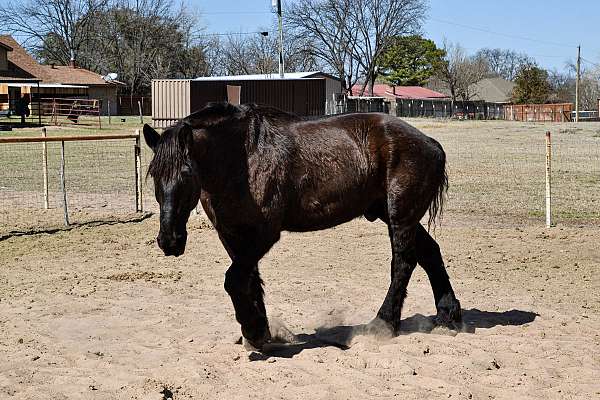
[157,232,187,257]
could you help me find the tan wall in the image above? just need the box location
[0,49,8,71]
[152,79,191,128]
[324,77,343,100]
[0,84,7,111]
[88,86,118,116]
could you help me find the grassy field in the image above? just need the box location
[1,118,599,235]
[416,119,600,224]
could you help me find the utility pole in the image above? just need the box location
[575,45,581,123]
[273,0,284,78]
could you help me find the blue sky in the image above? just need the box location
[1,0,599,72]
[189,0,600,72]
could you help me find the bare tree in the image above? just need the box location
[433,42,490,102]
[287,0,426,94]
[547,68,574,103]
[476,48,535,81]
[0,0,108,64]
[566,62,600,110]
[220,34,277,75]
[286,0,360,93]
[353,0,427,95]
[219,28,318,76]
[79,0,206,93]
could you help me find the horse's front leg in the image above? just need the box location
[224,259,271,350]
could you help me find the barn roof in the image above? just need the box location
[469,77,515,103]
[351,83,449,100]
[0,35,122,86]
[0,35,45,82]
[40,65,119,86]
[193,71,342,81]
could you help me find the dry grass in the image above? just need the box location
[406,119,600,225]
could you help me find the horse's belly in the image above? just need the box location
[282,188,376,232]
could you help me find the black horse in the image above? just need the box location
[143,103,461,350]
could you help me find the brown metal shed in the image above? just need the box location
[152,77,327,128]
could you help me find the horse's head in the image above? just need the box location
[143,123,202,257]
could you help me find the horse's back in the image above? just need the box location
[279,112,443,231]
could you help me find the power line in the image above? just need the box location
[581,57,600,68]
[199,11,271,15]
[429,17,576,49]
[196,31,271,37]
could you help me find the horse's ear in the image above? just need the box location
[143,124,160,152]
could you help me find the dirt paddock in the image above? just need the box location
[1,119,599,399]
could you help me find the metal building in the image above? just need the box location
[151,72,343,128]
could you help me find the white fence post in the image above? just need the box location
[545,131,552,228]
[135,129,143,212]
[41,127,49,209]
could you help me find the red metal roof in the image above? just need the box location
[351,83,449,100]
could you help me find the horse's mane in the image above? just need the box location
[148,103,299,181]
[183,102,300,127]
[147,123,191,182]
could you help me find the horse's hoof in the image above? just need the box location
[243,338,265,351]
[435,294,462,327]
[242,330,272,352]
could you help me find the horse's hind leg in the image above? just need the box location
[376,217,418,334]
[415,224,462,326]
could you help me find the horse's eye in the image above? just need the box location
[181,166,192,178]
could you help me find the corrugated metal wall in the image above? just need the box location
[151,79,190,128]
[189,79,326,116]
[152,78,326,127]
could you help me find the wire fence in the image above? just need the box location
[424,121,600,225]
[0,122,598,237]
[0,132,149,237]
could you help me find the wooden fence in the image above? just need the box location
[504,103,573,122]
[118,95,151,116]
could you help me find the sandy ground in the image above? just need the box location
[1,211,599,400]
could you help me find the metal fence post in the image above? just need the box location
[41,127,49,209]
[60,140,69,226]
[545,131,552,228]
[134,130,143,212]
[138,101,143,124]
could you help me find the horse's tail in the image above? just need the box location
[428,143,449,231]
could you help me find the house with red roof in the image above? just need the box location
[350,83,449,100]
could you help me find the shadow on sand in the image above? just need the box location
[249,308,538,361]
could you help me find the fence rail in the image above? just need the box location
[333,96,508,119]
[0,134,140,143]
[394,99,505,119]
